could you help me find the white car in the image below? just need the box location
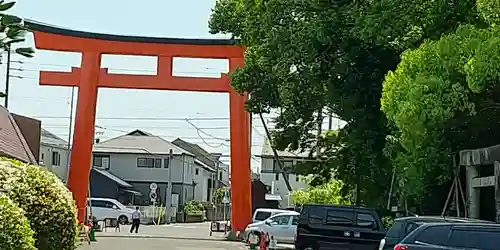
[244,211,299,244]
[87,198,135,225]
[252,208,290,223]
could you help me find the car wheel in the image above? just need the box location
[118,215,128,225]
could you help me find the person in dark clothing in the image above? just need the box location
[130,206,141,233]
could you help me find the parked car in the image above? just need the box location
[295,204,385,250]
[87,197,135,225]
[243,211,299,244]
[379,216,493,250]
[395,222,500,249]
[252,208,290,223]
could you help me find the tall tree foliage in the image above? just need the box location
[381,0,500,212]
[209,0,478,209]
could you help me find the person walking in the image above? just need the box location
[130,207,141,233]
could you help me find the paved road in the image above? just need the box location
[78,238,247,250]
[86,222,293,249]
[97,222,226,241]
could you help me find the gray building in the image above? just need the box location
[172,138,230,202]
[39,128,70,182]
[90,130,200,207]
[258,137,311,207]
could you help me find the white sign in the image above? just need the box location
[150,183,158,190]
[150,192,157,201]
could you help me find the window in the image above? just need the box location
[406,222,423,234]
[90,200,107,208]
[255,211,272,221]
[449,229,500,249]
[356,213,377,228]
[325,210,354,225]
[415,225,450,245]
[137,158,162,168]
[275,173,279,181]
[296,175,300,182]
[195,168,199,175]
[219,171,223,180]
[164,158,170,168]
[308,206,324,224]
[292,215,299,225]
[270,215,291,225]
[52,151,61,166]
[41,153,44,160]
[386,221,404,238]
[155,159,162,168]
[273,160,294,172]
[93,155,110,169]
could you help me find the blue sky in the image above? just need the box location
[3,0,343,171]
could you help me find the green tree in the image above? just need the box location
[381,4,500,211]
[0,1,34,57]
[209,0,479,210]
[290,179,350,205]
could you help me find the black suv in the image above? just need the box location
[295,204,385,250]
[380,216,492,250]
[395,222,500,249]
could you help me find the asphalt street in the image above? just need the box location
[78,237,248,250]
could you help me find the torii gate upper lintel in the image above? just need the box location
[26,20,252,231]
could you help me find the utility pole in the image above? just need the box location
[328,110,333,130]
[167,149,173,224]
[64,86,76,184]
[4,47,11,108]
[316,107,323,157]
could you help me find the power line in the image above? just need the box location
[33,115,277,121]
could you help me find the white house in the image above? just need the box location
[258,137,310,208]
[172,139,230,203]
[39,128,70,182]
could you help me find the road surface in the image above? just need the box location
[78,237,247,250]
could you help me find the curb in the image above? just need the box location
[96,234,228,242]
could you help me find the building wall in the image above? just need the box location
[95,153,195,184]
[259,157,309,207]
[92,152,202,206]
[40,144,70,182]
[193,165,213,202]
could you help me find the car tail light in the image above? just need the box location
[394,244,408,250]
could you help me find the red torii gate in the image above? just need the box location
[26,21,252,231]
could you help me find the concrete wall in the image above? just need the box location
[40,144,70,182]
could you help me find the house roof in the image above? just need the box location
[41,128,69,148]
[0,106,37,164]
[194,159,215,172]
[92,168,133,188]
[93,129,193,156]
[172,138,218,167]
[260,136,302,158]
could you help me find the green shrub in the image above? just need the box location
[291,179,350,205]
[382,216,395,228]
[0,158,79,250]
[184,200,205,215]
[0,194,36,250]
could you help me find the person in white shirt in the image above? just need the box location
[130,207,141,233]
